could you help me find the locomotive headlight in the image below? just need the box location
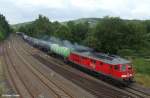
[121,75,127,77]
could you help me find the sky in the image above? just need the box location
[0,0,150,24]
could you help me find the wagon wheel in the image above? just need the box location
[64,57,69,64]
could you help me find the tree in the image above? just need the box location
[33,15,53,37]
[54,25,72,40]
[66,21,90,43]
[17,15,150,56]
[75,22,90,43]
[85,16,147,54]
[89,17,127,53]
[0,14,11,40]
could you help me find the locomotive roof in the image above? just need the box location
[73,51,130,65]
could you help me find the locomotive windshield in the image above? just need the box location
[121,65,126,71]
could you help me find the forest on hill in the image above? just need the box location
[17,15,150,57]
[0,14,11,40]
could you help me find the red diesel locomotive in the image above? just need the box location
[68,51,134,83]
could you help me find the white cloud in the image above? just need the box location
[70,0,131,13]
[70,0,101,11]
[1,0,150,24]
[130,0,150,19]
[10,0,67,8]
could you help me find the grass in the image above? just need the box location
[132,57,150,87]
[135,74,150,87]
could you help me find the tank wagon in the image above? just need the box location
[19,33,134,84]
[50,44,71,58]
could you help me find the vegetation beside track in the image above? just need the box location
[132,57,150,87]
[0,13,12,96]
[0,14,12,40]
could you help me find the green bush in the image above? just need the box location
[133,58,150,75]
[117,49,136,56]
[0,32,5,40]
[0,14,11,40]
[137,48,150,57]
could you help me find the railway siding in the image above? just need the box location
[2,34,96,98]
[0,44,17,97]
[2,34,150,98]
[16,36,137,98]
[17,35,150,98]
[3,43,32,98]
[12,35,96,98]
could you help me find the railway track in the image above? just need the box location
[3,41,34,98]
[2,35,96,98]
[129,84,150,96]
[8,34,96,98]
[14,36,117,98]
[123,87,150,98]
[3,34,149,98]
[33,51,150,98]
[6,38,66,98]
[16,35,150,98]
[13,36,144,98]
[9,37,74,98]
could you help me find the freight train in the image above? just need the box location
[17,32,134,84]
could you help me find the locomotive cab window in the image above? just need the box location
[114,65,119,70]
[92,60,96,64]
